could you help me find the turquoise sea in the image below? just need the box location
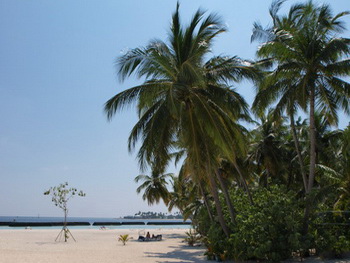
[0,216,192,230]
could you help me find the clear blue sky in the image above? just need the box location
[0,0,349,218]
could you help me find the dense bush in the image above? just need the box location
[193,185,350,262]
[193,206,213,237]
[311,212,350,258]
[227,186,304,262]
[207,224,228,260]
[195,186,305,262]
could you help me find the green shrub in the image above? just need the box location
[224,186,304,262]
[193,206,213,237]
[118,234,130,245]
[227,186,303,262]
[207,224,227,257]
[193,185,350,262]
[333,236,350,256]
[184,228,201,246]
[312,212,350,258]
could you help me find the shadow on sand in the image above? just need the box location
[164,233,186,239]
[144,244,205,263]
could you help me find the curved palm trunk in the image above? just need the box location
[216,169,236,224]
[198,182,214,222]
[233,162,254,205]
[208,171,230,237]
[290,115,308,192]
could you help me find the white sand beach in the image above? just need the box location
[0,228,205,263]
[0,228,349,263]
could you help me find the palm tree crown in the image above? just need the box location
[135,169,173,206]
[105,3,258,172]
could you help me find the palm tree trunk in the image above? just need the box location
[290,114,308,192]
[207,170,230,237]
[233,162,254,205]
[216,169,236,224]
[286,163,293,189]
[302,200,312,235]
[198,182,214,222]
[265,169,270,188]
[303,84,317,235]
[308,85,316,193]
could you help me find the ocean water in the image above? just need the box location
[0,216,192,230]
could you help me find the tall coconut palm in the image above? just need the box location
[252,0,350,195]
[105,3,259,236]
[134,168,173,206]
[252,1,309,192]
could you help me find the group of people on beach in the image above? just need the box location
[138,231,162,241]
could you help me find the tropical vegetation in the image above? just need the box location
[106,1,350,261]
[118,234,130,246]
[184,228,201,247]
[123,211,183,219]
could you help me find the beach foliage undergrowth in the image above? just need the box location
[196,186,350,262]
[228,187,303,262]
[311,211,350,258]
[118,234,130,245]
[184,229,201,246]
[195,186,305,262]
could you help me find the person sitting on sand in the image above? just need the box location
[138,233,162,241]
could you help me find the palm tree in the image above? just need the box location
[252,0,350,195]
[247,111,286,187]
[216,168,237,224]
[105,3,259,236]
[134,168,173,206]
[313,113,343,168]
[282,117,309,190]
[171,158,215,222]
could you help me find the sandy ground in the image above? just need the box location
[0,228,205,263]
[0,228,349,263]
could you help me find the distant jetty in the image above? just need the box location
[92,222,122,226]
[0,217,191,227]
[7,222,90,227]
